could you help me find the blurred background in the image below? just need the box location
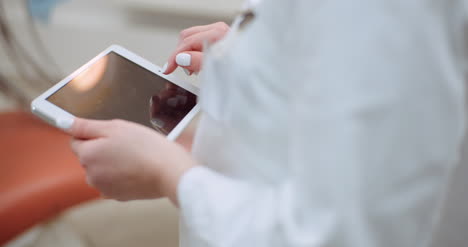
[0,0,242,246]
[0,0,244,109]
[2,1,468,247]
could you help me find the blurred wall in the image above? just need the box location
[0,0,243,108]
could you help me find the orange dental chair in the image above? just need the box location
[0,111,100,245]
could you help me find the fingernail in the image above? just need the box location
[161,62,168,73]
[183,68,191,76]
[176,53,191,67]
[57,117,74,130]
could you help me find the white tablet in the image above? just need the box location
[31,45,200,141]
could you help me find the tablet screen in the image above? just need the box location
[47,52,197,135]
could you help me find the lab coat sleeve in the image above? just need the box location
[178,1,466,246]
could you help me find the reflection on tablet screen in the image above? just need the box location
[47,52,197,135]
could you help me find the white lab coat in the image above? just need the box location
[178,1,468,246]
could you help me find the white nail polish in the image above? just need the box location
[176,53,191,67]
[183,68,191,76]
[161,62,168,73]
[57,117,74,130]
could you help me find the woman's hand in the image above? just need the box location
[66,118,196,204]
[163,22,230,75]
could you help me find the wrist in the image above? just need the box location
[166,164,195,206]
[159,146,197,206]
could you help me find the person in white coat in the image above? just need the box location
[66,0,468,246]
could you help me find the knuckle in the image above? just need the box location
[179,30,188,40]
[78,151,92,166]
[74,121,88,137]
[86,173,98,187]
[85,176,93,186]
[77,155,88,166]
[70,140,79,153]
[181,36,192,46]
[179,28,193,39]
[77,145,99,166]
[216,22,229,31]
[89,171,107,188]
[109,119,121,125]
[71,143,86,164]
[109,119,125,129]
[92,178,105,189]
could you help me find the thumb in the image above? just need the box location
[62,117,110,139]
[175,51,203,74]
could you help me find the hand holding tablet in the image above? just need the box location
[31,45,200,141]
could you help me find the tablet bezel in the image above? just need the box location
[31,44,200,141]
